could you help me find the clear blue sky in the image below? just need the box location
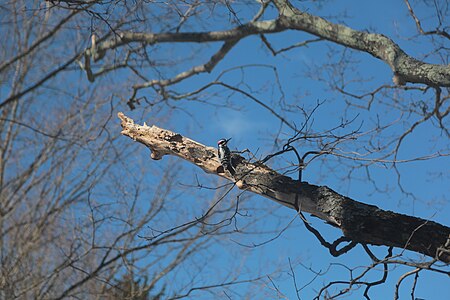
[121,0,449,298]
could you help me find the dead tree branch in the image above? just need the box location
[118,113,450,263]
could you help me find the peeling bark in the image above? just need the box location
[118,113,450,263]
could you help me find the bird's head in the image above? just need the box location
[217,138,231,146]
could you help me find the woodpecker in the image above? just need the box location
[217,138,235,175]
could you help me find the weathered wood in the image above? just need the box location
[118,112,450,263]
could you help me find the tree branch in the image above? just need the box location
[88,0,450,88]
[89,19,282,62]
[118,113,450,263]
[127,39,239,108]
[272,0,450,87]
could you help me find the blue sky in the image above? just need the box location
[2,0,449,298]
[114,0,450,298]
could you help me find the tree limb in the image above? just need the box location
[118,113,450,263]
[89,19,282,62]
[88,0,450,88]
[272,0,450,87]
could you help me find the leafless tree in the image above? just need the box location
[1,0,449,299]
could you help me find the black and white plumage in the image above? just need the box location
[217,138,235,175]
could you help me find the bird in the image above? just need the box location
[217,138,235,175]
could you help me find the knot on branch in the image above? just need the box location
[235,180,247,189]
[150,150,164,160]
[392,72,406,86]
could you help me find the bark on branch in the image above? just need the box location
[86,0,450,88]
[273,0,450,87]
[118,113,450,263]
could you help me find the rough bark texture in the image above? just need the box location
[273,0,450,87]
[87,0,450,88]
[118,113,450,263]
